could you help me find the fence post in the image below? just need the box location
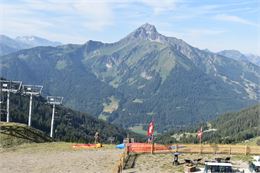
[245,145,248,155]
[151,142,154,154]
[126,144,129,155]
[229,146,231,155]
[121,158,123,172]
[176,144,178,152]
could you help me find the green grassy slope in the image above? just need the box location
[0,122,53,148]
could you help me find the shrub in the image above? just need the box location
[256,139,260,146]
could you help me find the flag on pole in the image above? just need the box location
[147,121,154,136]
[197,127,203,141]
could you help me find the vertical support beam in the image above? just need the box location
[151,141,154,154]
[200,137,202,154]
[47,96,62,138]
[6,91,10,122]
[126,144,129,155]
[50,104,55,137]
[28,93,33,126]
[150,135,154,154]
[245,145,248,155]
[122,153,125,169]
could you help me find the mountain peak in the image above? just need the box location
[139,23,157,33]
[125,23,165,42]
[133,23,158,39]
[15,36,61,47]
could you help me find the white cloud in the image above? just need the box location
[215,14,259,27]
[73,0,114,31]
[187,29,226,38]
[22,0,72,13]
[162,28,226,41]
[0,3,54,35]
[0,0,116,42]
[0,0,258,55]
[141,0,179,14]
[1,0,115,28]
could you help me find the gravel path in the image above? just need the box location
[0,143,253,173]
[0,143,122,173]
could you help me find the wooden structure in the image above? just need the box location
[127,143,260,155]
[168,144,260,155]
[114,143,260,172]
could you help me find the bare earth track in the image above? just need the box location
[0,142,258,173]
[0,143,122,173]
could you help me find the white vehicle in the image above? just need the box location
[203,162,233,173]
[199,162,245,173]
[249,156,260,173]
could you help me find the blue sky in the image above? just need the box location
[1,0,259,54]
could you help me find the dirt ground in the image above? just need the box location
[123,153,253,173]
[0,143,255,173]
[0,143,123,173]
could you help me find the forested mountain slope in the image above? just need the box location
[156,104,260,144]
[0,91,140,143]
[1,23,259,132]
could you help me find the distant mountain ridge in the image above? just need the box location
[218,49,260,66]
[16,36,61,47]
[0,35,62,56]
[1,23,259,132]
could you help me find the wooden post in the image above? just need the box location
[245,145,248,155]
[117,155,123,173]
[119,160,122,173]
[122,153,126,170]
[229,146,231,155]
[125,144,129,155]
[151,142,154,154]
[150,134,154,154]
[176,144,178,152]
[200,136,202,154]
